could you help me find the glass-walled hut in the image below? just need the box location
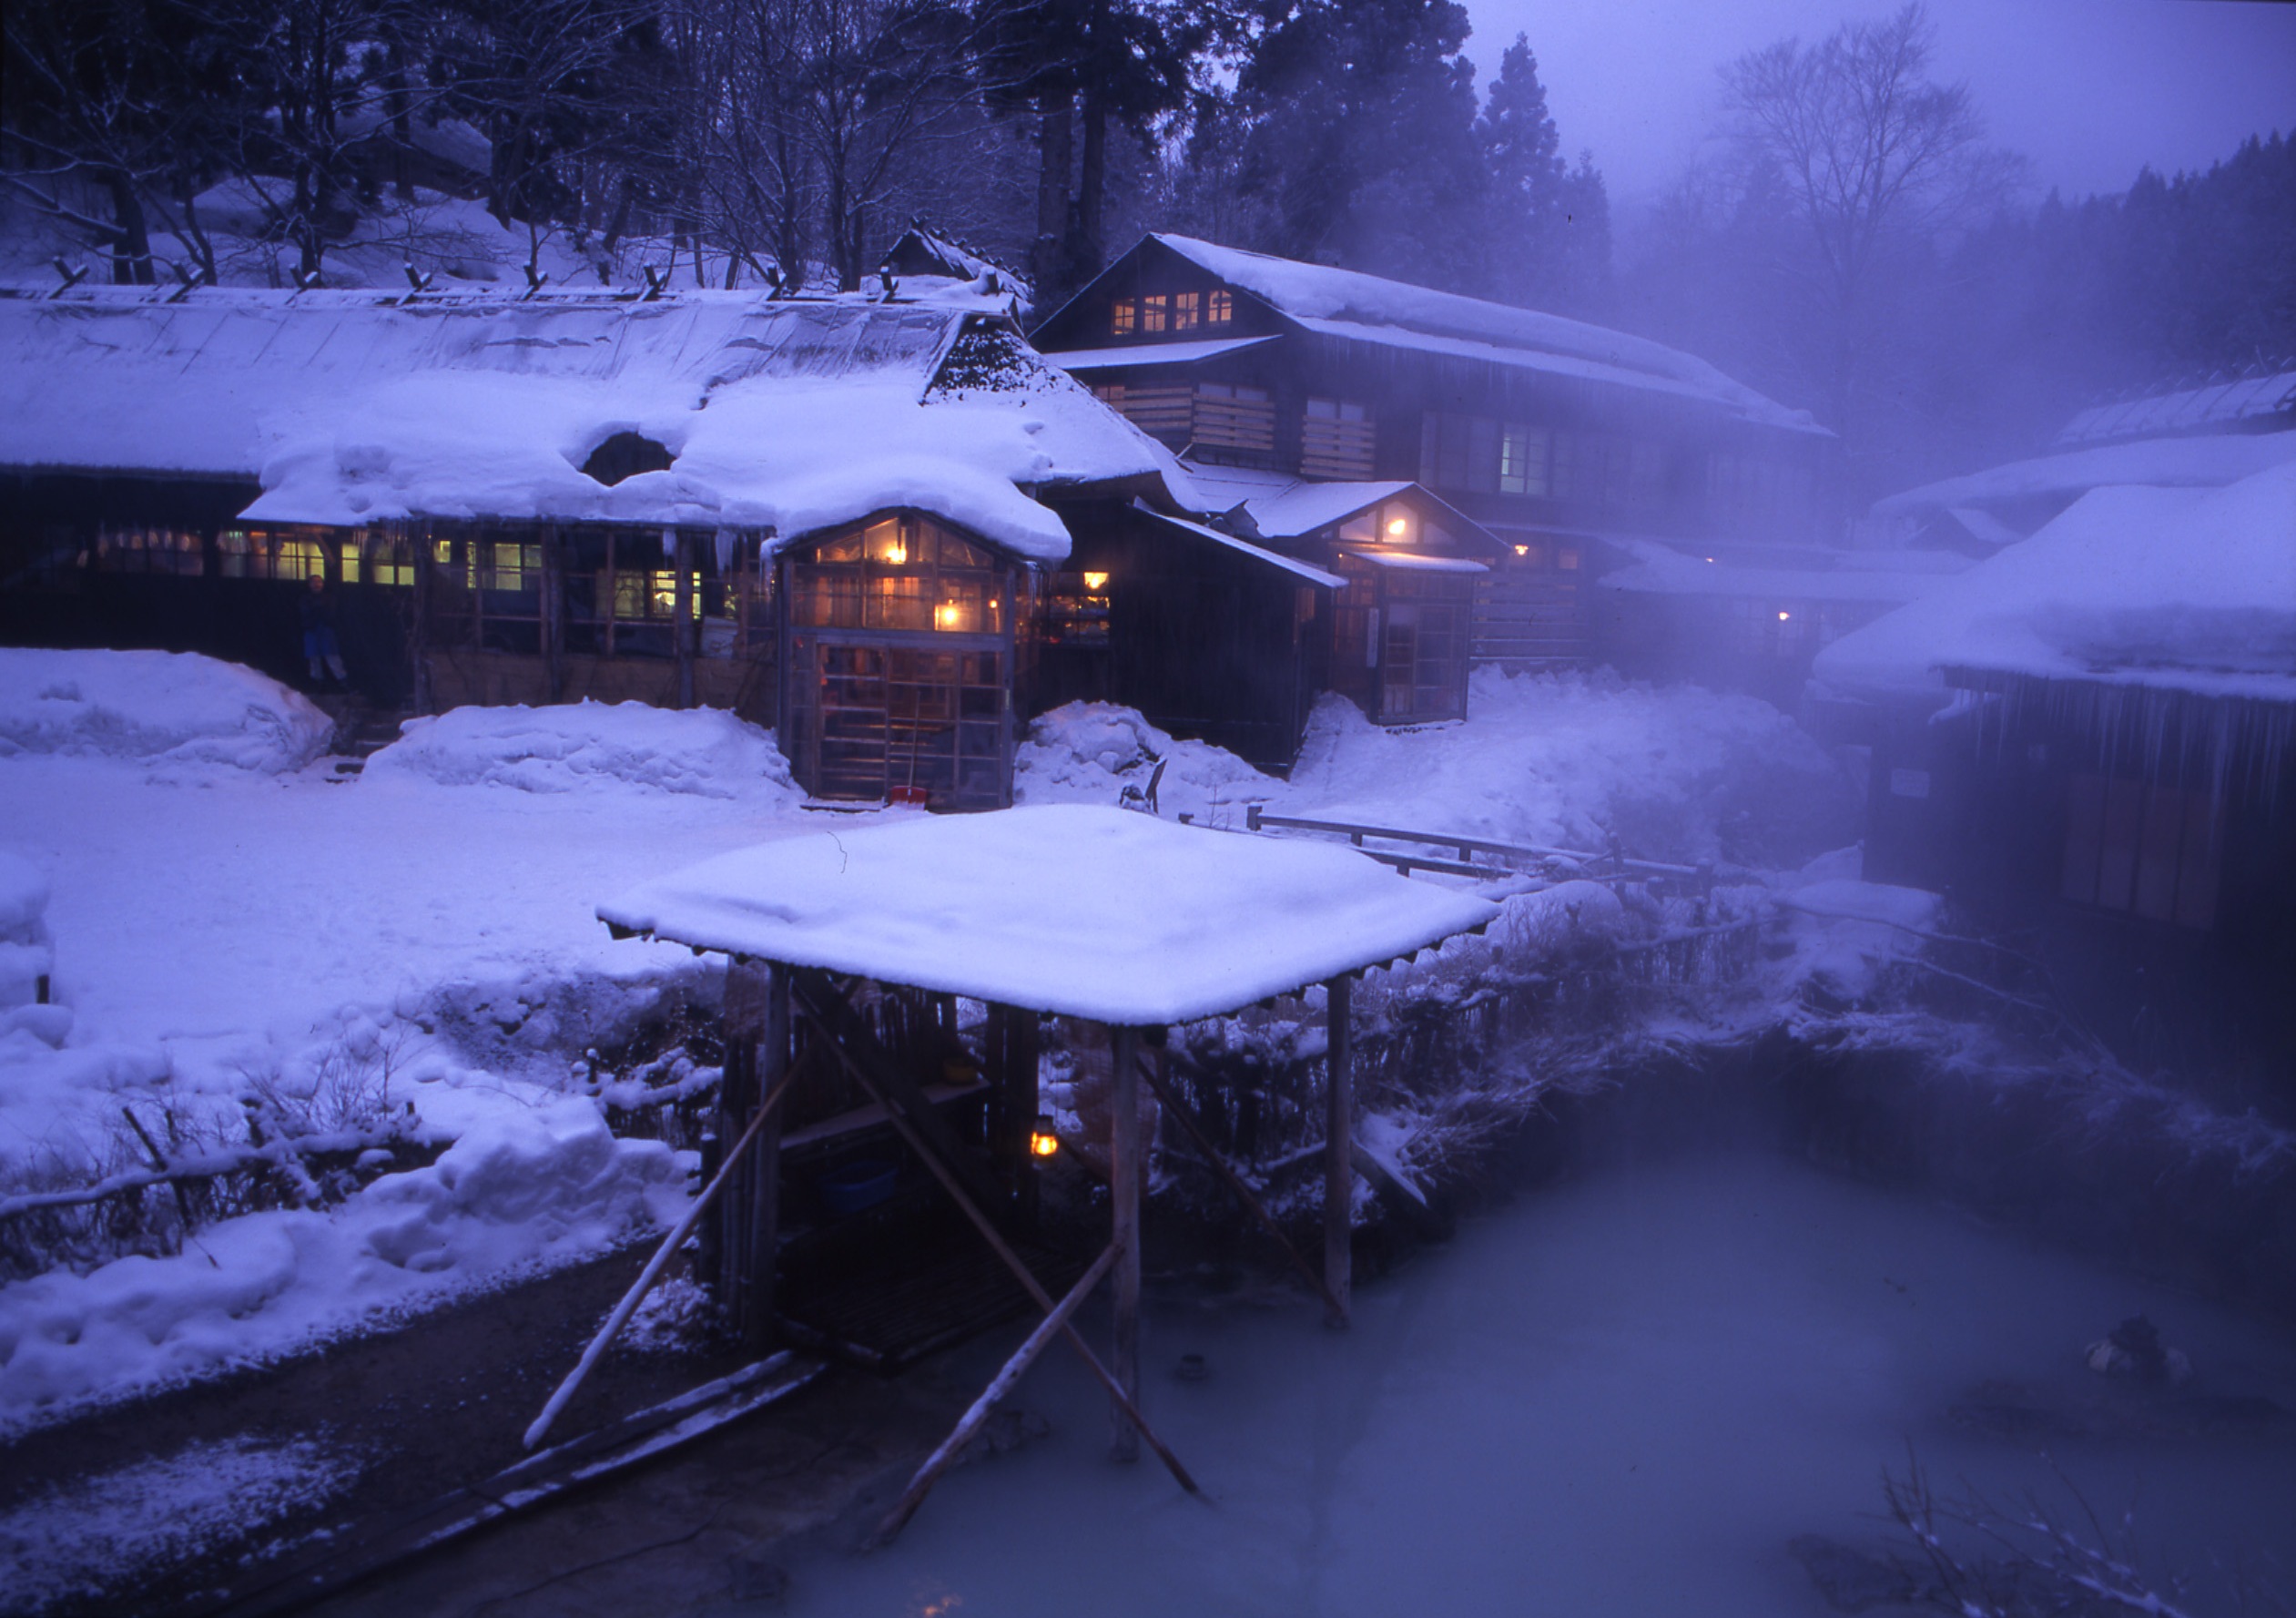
[777,512,1023,812]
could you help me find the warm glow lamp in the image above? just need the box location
[1030,1114,1060,1158]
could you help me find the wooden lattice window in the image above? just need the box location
[1302,398,1375,480]
[1192,382,1275,456]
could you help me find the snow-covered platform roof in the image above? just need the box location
[0,286,1178,563]
[1814,460,2296,707]
[596,804,1498,1026]
[1135,235,1826,438]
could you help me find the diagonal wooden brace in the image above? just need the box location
[872,1240,1122,1545]
[787,973,1202,1499]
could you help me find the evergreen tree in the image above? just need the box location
[1215,0,1488,292]
[1476,35,1608,312]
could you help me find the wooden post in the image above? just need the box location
[1324,974,1353,1329]
[409,520,432,715]
[674,529,696,709]
[1109,1023,1141,1462]
[985,1003,1041,1221]
[719,957,783,1350]
[541,524,564,703]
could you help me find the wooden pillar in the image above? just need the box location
[1324,974,1353,1329]
[408,520,432,716]
[541,524,565,703]
[1108,1023,1141,1462]
[719,957,783,1350]
[673,529,696,709]
[984,1003,1041,1221]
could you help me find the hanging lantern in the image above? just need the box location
[1030,1114,1061,1158]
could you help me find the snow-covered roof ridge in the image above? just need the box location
[1871,431,2296,518]
[1146,234,1824,436]
[0,286,1173,563]
[596,804,1498,1025]
[2055,367,2296,449]
[1814,459,2296,707]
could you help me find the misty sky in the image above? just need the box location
[1467,0,2296,206]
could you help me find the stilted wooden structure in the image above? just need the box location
[592,805,1497,1537]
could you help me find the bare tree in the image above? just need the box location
[1719,3,2019,453]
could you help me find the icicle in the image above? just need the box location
[713,527,736,575]
[660,525,676,561]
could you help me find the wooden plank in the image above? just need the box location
[1108,1025,1142,1462]
[872,1243,1120,1545]
[198,1356,823,1618]
[1324,976,1353,1329]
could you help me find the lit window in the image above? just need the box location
[1206,290,1232,324]
[1172,291,1199,331]
[1110,299,1134,336]
[1140,294,1168,333]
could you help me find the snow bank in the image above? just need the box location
[1292,669,1854,869]
[1015,703,1277,823]
[364,700,802,802]
[0,1098,684,1430]
[1767,856,1946,1005]
[0,649,331,774]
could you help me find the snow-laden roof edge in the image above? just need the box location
[1870,431,2296,518]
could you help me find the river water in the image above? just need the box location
[769,1151,2296,1616]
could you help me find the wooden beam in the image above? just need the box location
[409,520,432,716]
[720,959,786,1351]
[872,1242,1120,1545]
[1324,974,1353,1329]
[541,523,564,703]
[673,529,696,709]
[1109,1024,1142,1463]
[788,977,1199,1497]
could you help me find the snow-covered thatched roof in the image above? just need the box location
[1136,235,1826,437]
[1813,459,2296,708]
[0,285,1180,563]
[597,804,1498,1025]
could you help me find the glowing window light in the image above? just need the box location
[1512,544,1529,557]
[1386,516,1409,537]
[1082,571,1110,592]
[885,542,908,565]
[934,600,965,631]
[1777,610,1792,621]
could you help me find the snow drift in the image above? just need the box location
[0,649,331,774]
[363,699,802,801]
[0,1098,684,1429]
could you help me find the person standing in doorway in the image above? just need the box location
[300,571,349,687]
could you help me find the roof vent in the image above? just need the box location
[580,431,676,486]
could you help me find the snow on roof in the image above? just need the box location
[1346,550,1487,575]
[1241,480,1416,539]
[1041,335,1279,371]
[2055,369,2296,448]
[1132,503,1346,588]
[1870,431,2296,518]
[596,804,1498,1024]
[1145,235,1824,437]
[1813,459,2296,707]
[0,287,1172,564]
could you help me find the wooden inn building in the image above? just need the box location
[1029,233,1854,700]
[4,230,1865,804]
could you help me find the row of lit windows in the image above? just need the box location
[1109,289,1234,336]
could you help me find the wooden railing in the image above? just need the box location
[1243,804,1711,890]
